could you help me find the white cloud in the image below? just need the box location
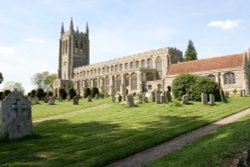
[0,46,15,54]
[208,19,241,30]
[25,38,45,44]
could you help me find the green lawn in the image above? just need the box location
[146,107,250,167]
[1,96,250,166]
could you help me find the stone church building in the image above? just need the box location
[53,19,250,96]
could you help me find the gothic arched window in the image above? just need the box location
[116,75,121,91]
[155,57,162,79]
[93,79,98,87]
[147,58,153,68]
[125,74,129,87]
[131,73,137,90]
[141,59,145,67]
[224,72,235,84]
[104,77,110,93]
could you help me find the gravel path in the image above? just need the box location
[33,104,108,123]
[106,108,250,167]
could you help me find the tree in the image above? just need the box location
[31,71,57,91]
[184,39,198,61]
[59,88,67,99]
[36,88,45,100]
[68,88,77,99]
[91,87,99,98]
[2,81,25,94]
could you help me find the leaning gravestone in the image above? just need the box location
[182,95,188,105]
[73,96,79,105]
[209,94,215,106]
[155,91,161,104]
[0,90,32,140]
[87,95,92,102]
[201,93,208,104]
[48,96,56,105]
[126,95,135,107]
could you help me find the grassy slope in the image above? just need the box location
[0,96,250,166]
[147,109,250,167]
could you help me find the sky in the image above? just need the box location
[0,0,250,93]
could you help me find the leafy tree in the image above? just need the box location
[184,39,198,61]
[1,81,25,94]
[84,88,91,98]
[172,74,220,101]
[36,88,45,100]
[68,88,77,99]
[30,90,36,98]
[31,71,57,91]
[91,87,99,98]
[59,88,67,100]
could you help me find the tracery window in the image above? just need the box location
[155,57,162,79]
[224,72,235,84]
[147,58,153,68]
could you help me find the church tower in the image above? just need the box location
[58,18,90,80]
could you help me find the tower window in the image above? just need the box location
[80,40,83,49]
[75,40,78,48]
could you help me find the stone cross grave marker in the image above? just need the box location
[0,90,32,140]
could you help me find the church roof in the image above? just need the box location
[167,53,244,75]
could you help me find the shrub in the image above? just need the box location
[59,88,67,100]
[84,88,91,98]
[68,88,77,99]
[0,91,3,100]
[172,74,197,100]
[46,91,53,97]
[172,74,220,101]
[91,87,99,98]
[36,88,45,100]
[30,90,36,98]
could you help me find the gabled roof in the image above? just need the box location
[167,53,244,75]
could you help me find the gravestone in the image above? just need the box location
[48,96,56,105]
[182,95,188,105]
[155,91,161,104]
[58,96,63,102]
[166,86,172,102]
[201,93,208,104]
[111,95,116,103]
[73,96,79,105]
[118,95,122,103]
[243,90,246,97]
[161,92,167,103]
[151,91,155,102]
[34,97,39,104]
[44,96,49,103]
[67,95,71,101]
[240,90,243,97]
[94,94,99,100]
[126,95,135,107]
[209,94,215,106]
[225,91,229,98]
[138,94,143,103]
[87,95,92,102]
[143,97,148,103]
[0,90,32,140]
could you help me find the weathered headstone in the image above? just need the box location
[73,96,79,105]
[166,86,172,102]
[111,95,116,103]
[44,96,49,103]
[161,92,167,103]
[243,90,246,97]
[58,96,63,102]
[182,94,188,105]
[126,95,135,107]
[118,95,122,103]
[48,96,56,105]
[34,97,39,104]
[67,95,71,101]
[87,95,92,102]
[201,93,208,104]
[240,90,243,97]
[151,91,155,102]
[209,94,215,106]
[0,90,32,140]
[225,91,229,98]
[155,91,161,104]
[143,97,148,103]
[138,94,143,103]
[94,94,99,100]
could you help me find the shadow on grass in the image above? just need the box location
[0,113,223,167]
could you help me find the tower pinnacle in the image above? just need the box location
[86,22,89,35]
[61,22,64,34]
[70,17,74,33]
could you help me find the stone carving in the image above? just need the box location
[73,96,79,105]
[0,90,32,140]
[126,95,135,107]
[87,95,92,102]
[155,91,161,104]
[209,94,215,106]
[48,96,56,105]
[182,94,188,105]
[201,93,208,104]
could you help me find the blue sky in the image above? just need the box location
[0,0,250,93]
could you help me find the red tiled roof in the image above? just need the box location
[167,53,244,75]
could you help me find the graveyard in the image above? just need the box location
[1,94,250,166]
